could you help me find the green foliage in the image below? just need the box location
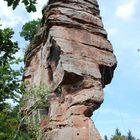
[14,84,50,139]
[0,25,26,140]
[104,129,138,140]
[105,135,109,140]
[111,129,125,140]
[20,18,41,41]
[24,122,44,140]
[0,13,42,140]
[0,103,31,140]
[4,0,37,12]
[0,27,23,104]
[21,84,50,115]
[0,103,18,139]
[25,84,51,99]
[127,130,136,140]
[0,84,50,140]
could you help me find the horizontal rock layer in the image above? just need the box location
[23,0,117,139]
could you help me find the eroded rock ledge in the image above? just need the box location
[23,0,117,139]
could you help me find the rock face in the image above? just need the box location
[23,0,117,139]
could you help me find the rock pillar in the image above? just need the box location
[23,0,117,140]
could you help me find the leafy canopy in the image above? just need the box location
[109,129,138,140]
[0,27,23,104]
[0,103,18,139]
[4,0,37,12]
[0,0,40,138]
[20,18,41,41]
[0,17,43,139]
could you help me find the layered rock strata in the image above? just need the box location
[23,0,117,139]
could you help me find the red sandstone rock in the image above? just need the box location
[23,0,117,139]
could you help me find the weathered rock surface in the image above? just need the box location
[23,0,117,139]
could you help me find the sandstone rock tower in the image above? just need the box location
[23,0,117,139]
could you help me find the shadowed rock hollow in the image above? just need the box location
[23,0,117,139]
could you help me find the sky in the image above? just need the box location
[0,0,140,138]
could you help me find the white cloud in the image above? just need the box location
[0,1,28,28]
[0,0,49,28]
[116,0,138,20]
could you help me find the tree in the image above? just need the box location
[0,25,25,139]
[0,27,23,104]
[105,135,109,140]
[0,103,33,140]
[4,0,37,12]
[105,129,138,140]
[20,18,41,41]
[0,16,43,139]
[127,130,135,140]
[0,0,40,138]
[0,103,18,139]
[111,129,125,140]
[0,17,43,139]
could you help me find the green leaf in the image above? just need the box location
[4,0,37,12]
[20,18,41,41]
[4,0,13,6]
[13,0,20,10]
[22,0,29,5]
